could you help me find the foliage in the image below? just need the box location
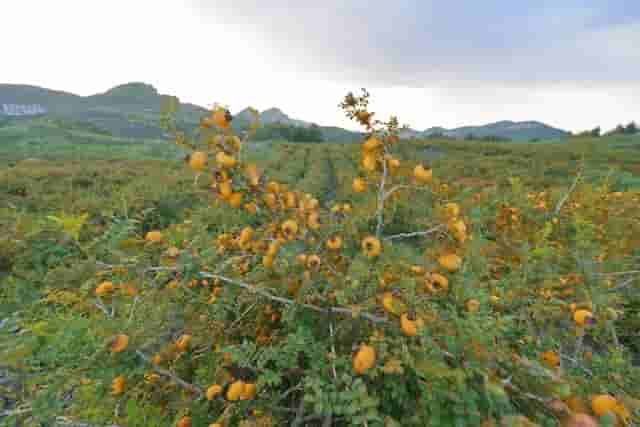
[1,91,640,427]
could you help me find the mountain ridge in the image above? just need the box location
[1,82,571,142]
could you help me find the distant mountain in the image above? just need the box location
[1,82,570,143]
[421,120,569,141]
[0,82,206,139]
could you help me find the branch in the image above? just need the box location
[136,351,204,398]
[551,171,582,217]
[383,224,446,242]
[199,272,388,324]
[375,159,388,239]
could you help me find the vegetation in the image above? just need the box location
[1,89,640,427]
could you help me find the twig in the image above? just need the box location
[597,270,640,277]
[607,276,637,292]
[375,155,388,239]
[198,272,388,324]
[551,171,582,217]
[136,351,204,398]
[383,224,446,242]
[126,296,139,326]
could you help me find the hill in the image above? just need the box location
[1,82,573,143]
[422,120,569,141]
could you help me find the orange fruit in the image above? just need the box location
[352,177,367,193]
[175,334,192,351]
[212,108,231,129]
[189,151,208,171]
[573,309,594,327]
[111,375,126,395]
[145,230,163,243]
[353,344,376,374]
[227,380,245,401]
[414,164,432,183]
[362,236,382,258]
[95,281,114,296]
[206,384,223,400]
[591,394,618,417]
[438,254,462,272]
[110,334,129,353]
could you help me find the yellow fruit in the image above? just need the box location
[189,151,208,171]
[424,273,449,295]
[262,255,274,269]
[177,416,192,427]
[245,164,261,187]
[216,151,237,169]
[400,314,423,337]
[263,192,278,209]
[284,192,297,209]
[241,382,257,400]
[573,309,594,327]
[306,255,321,270]
[110,334,129,353]
[212,108,231,128]
[176,334,192,351]
[361,153,378,172]
[326,235,343,251]
[540,350,560,368]
[352,177,367,193]
[444,202,460,218]
[382,292,395,314]
[448,219,467,242]
[362,136,382,152]
[145,230,163,243]
[111,375,126,396]
[206,384,223,400]
[244,202,258,215]
[414,164,433,183]
[266,181,281,193]
[238,227,254,246]
[281,219,299,240]
[209,424,223,427]
[353,344,376,375]
[296,254,308,266]
[591,394,618,417]
[362,236,382,258]
[307,211,321,230]
[228,192,243,208]
[438,254,462,272]
[227,380,245,401]
[266,241,281,257]
[410,265,426,276]
[218,180,233,199]
[465,299,481,313]
[95,281,114,296]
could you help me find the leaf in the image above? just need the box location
[47,212,89,240]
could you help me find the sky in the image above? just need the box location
[2,1,639,132]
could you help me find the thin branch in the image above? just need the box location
[597,270,640,277]
[551,171,582,217]
[136,351,204,398]
[198,272,388,324]
[375,155,388,239]
[607,276,637,292]
[383,224,446,242]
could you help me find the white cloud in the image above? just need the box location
[1,2,637,133]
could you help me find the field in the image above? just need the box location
[1,105,639,427]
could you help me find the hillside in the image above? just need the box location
[1,82,576,143]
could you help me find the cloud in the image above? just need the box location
[191,0,640,87]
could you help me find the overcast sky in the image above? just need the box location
[2,1,638,131]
